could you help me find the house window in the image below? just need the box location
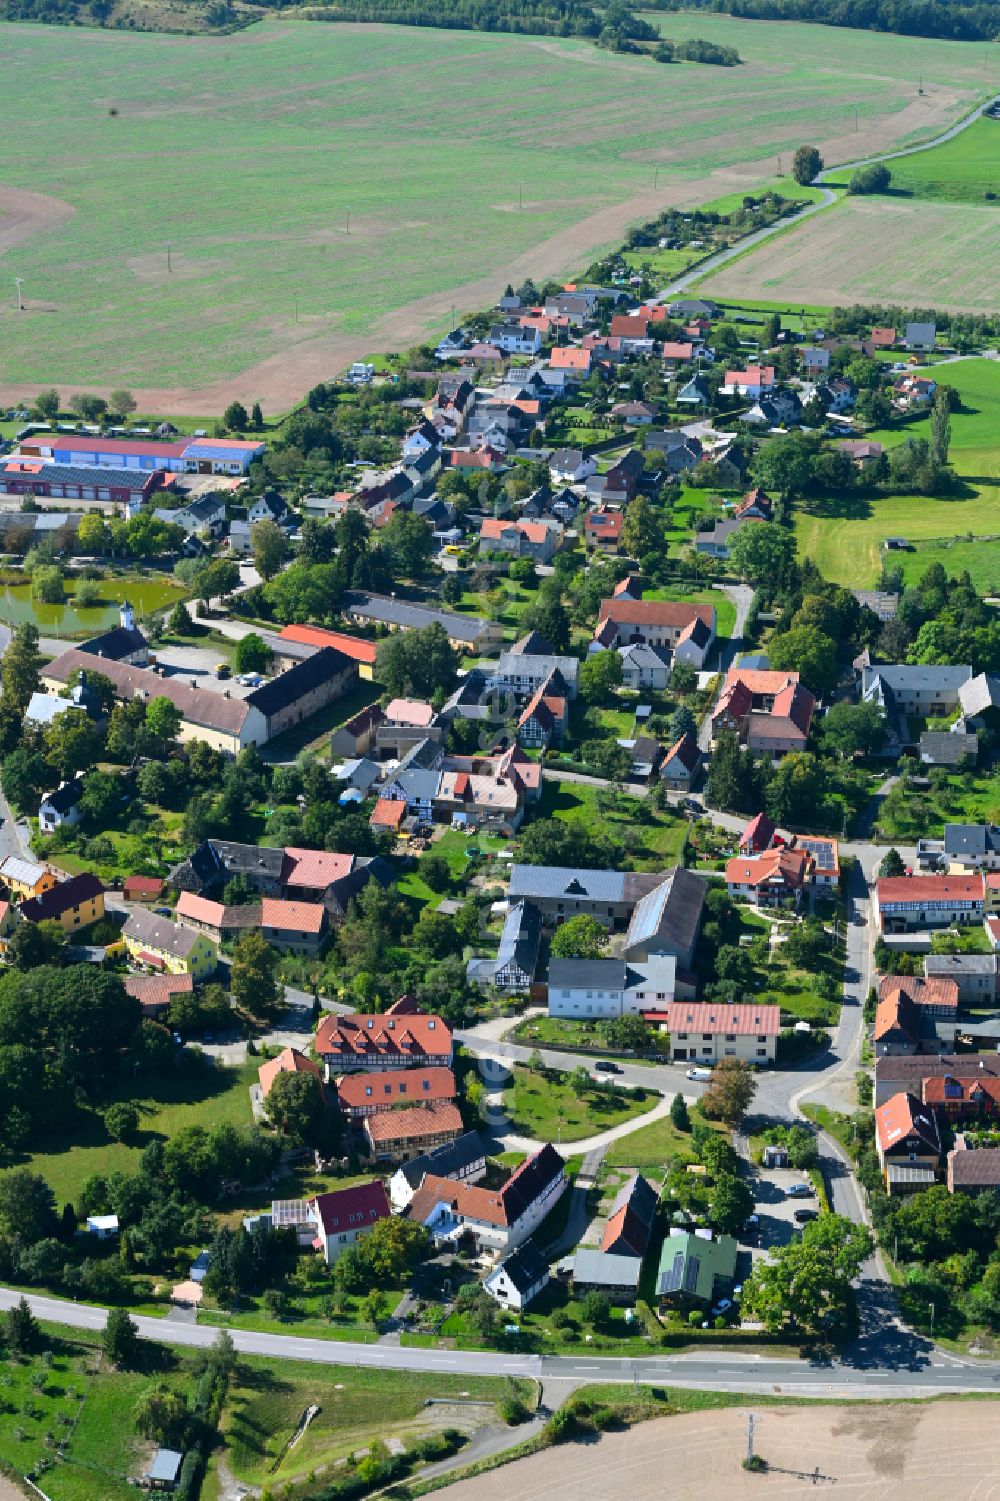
[724,1048,735,1056]
[758,1035,767,1043]
[725,1033,735,1042]
[756,1047,766,1057]
[702,1033,712,1041]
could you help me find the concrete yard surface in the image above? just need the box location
[440,1402,1000,1499]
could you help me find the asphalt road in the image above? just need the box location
[3,1288,998,1398]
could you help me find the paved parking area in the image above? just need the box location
[745,1165,816,1263]
[151,643,261,697]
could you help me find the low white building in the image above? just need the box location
[547,955,676,1019]
[658,1001,780,1065]
[483,1238,550,1311]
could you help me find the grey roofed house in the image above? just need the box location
[510,630,554,656]
[943,825,1000,862]
[341,590,500,647]
[862,664,974,701]
[123,906,207,960]
[78,623,148,663]
[675,373,710,406]
[395,736,445,773]
[960,673,1000,719]
[394,1131,487,1194]
[602,1172,658,1258]
[919,730,979,767]
[949,1144,1000,1190]
[509,865,630,906]
[485,1238,550,1304]
[904,320,936,349]
[495,650,579,699]
[853,590,899,621]
[667,298,718,318]
[572,1248,641,1294]
[25,690,76,728]
[624,867,706,970]
[491,899,543,991]
[39,775,85,818]
[439,667,493,722]
[325,857,393,919]
[244,647,355,727]
[695,516,744,555]
[393,767,443,804]
[549,957,630,991]
[169,838,286,895]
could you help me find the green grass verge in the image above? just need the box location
[502,1064,657,1144]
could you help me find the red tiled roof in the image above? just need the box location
[725,849,811,891]
[874,992,920,1044]
[549,346,591,370]
[176,891,226,928]
[261,897,326,934]
[281,848,353,890]
[370,798,406,830]
[740,812,775,851]
[337,1065,456,1111]
[279,624,378,665]
[925,1075,1000,1107]
[661,342,694,360]
[258,1046,323,1098]
[315,1010,452,1064]
[364,1101,463,1144]
[610,315,649,339]
[877,875,984,905]
[871,327,897,346]
[663,732,700,772]
[663,1001,780,1036]
[19,434,188,459]
[875,1090,940,1155]
[724,668,799,696]
[598,599,715,630]
[311,1180,390,1235]
[123,972,193,1010]
[877,975,959,1012]
[123,876,164,900]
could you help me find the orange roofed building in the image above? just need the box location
[314,1010,453,1077]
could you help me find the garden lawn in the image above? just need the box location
[25,1057,257,1206]
[794,357,1000,587]
[502,1064,657,1143]
[534,779,689,868]
[604,1112,697,1169]
[198,1283,407,1344]
[0,1329,196,1501]
[876,770,1000,841]
[220,1360,531,1488]
[641,585,736,640]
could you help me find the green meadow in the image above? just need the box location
[794,357,1000,589]
[0,16,996,390]
[825,115,1000,203]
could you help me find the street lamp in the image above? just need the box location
[929,1301,935,1336]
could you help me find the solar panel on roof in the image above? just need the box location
[270,1199,311,1226]
[683,1253,701,1294]
[800,838,835,870]
[660,1251,685,1294]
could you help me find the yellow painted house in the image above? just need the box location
[0,856,57,902]
[21,872,105,933]
[123,906,218,980]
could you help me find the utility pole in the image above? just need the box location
[929,1301,935,1335]
[777,156,783,177]
[294,294,299,324]
[518,182,524,210]
[167,244,172,274]
[346,209,351,234]
[654,166,660,190]
[746,1412,755,1464]
[14,278,24,312]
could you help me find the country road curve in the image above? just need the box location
[5,1287,1000,1399]
[659,88,1000,303]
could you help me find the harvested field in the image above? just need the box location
[0,16,996,411]
[700,195,1000,313]
[443,1401,1000,1500]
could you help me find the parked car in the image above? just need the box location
[785,1182,813,1198]
[794,1208,819,1223]
[686,1067,712,1082]
[594,1060,622,1074]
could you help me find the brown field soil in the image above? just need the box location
[0,186,75,255]
[0,178,719,416]
[442,1402,1000,1500]
[699,195,1000,313]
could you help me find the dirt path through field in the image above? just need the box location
[439,1402,1000,1500]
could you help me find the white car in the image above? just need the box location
[785,1182,813,1198]
[686,1067,712,1082]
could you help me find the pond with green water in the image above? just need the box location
[0,575,186,638]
